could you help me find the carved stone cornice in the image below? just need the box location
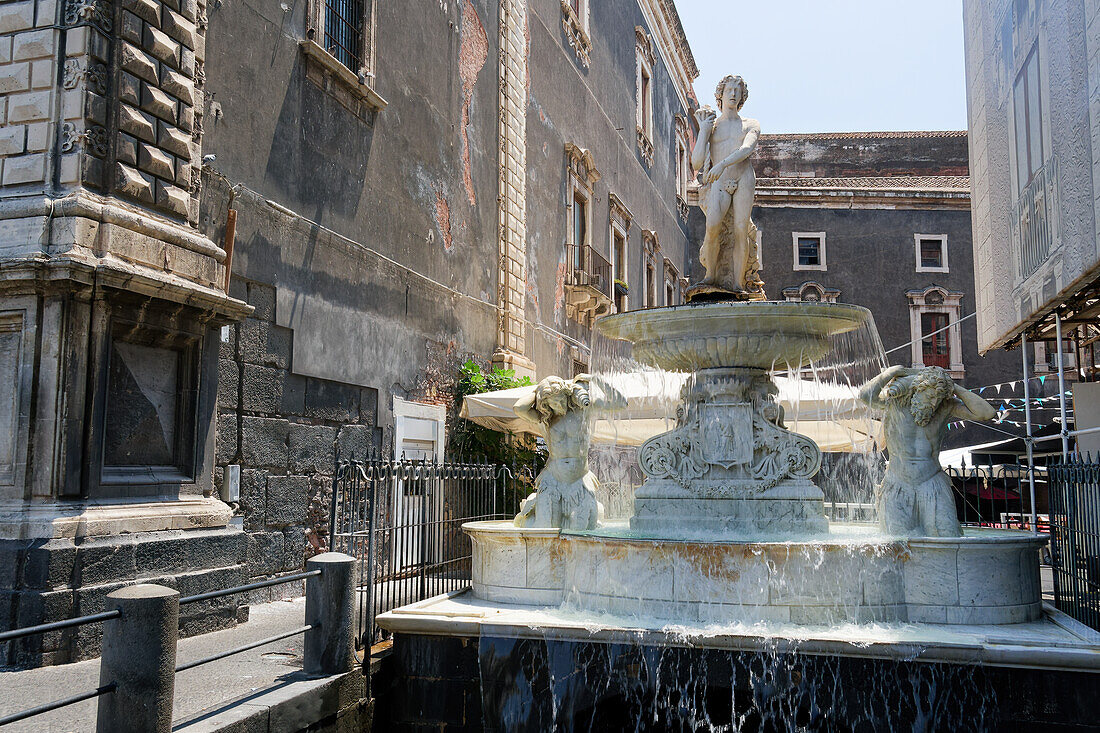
[609,193,632,230]
[565,143,600,186]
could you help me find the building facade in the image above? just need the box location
[0,0,698,664]
[963,0,1100,356]
[748,131,1022,446]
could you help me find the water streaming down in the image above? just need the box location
[447,302,1044,730]
[585,305,889,525]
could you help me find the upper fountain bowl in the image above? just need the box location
[595,301,875,371]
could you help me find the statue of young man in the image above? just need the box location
[513,375,623,531]
[858,365,996,537]
[690,74,764,299]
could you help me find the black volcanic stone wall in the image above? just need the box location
[375,632,1096,732]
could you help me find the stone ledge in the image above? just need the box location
[0,497,233,540]
[298,40,387,113]
[172,670,366,732]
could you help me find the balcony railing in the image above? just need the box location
[566,244,612,299]
[1013,156,1059,280]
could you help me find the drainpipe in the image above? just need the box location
[222,189,239,293]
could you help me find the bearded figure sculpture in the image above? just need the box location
[858,366,996,537]
[512,375,624,530]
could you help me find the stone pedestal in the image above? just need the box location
[630,367,827,536]
[594,301,874,538]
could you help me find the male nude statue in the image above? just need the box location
[513,375,624,530]
[691,74,763,297]
[858,365,996,537]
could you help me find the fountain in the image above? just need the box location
[375,76,1100,729]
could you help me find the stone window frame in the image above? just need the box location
[565,144,600,255]
[792,231,827,272]
[781,281,840,303]
[663,257,678,305]
[635,27,656,167]
[906,286,965,378]
[609,193,633,313]
[673,115,690,219]
[642,230,660,308]
[560,0,592,68]
[914,233,949,273]
[0,309,27,494]
[301,0,387,115]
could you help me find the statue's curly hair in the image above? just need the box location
[715,75,748,111]
[908,367,954,427]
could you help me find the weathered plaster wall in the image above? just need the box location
[200,0,503,578]
[525,0,695,374]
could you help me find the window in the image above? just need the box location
[609,193,632,313]
[324,0,364,70]
[915,234,949,273]
[612,228,627,312]
[646,264,656,308]
[907,287,964,375]
[664,259,678,306]
[665,280,674,306]
[1013,44,1043,193]
[792,232,826,271]
[635,27,655,165]
[561,0,591,67]
[920,312,950,369]
[674,116,690,218]
[573,190,588,255]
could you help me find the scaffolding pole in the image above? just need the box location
[1021,333,1039,533]
[1055,312,1071,459]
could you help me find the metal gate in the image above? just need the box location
[1049,456,1100,631]
[329,456,527,654]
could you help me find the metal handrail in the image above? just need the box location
[0,609,121,644]
[0,684,117,727]
[175,625,314,673]
[178,569,321,605]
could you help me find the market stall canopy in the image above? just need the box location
[459,372,881,453]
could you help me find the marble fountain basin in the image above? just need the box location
[595,300,873,370]
[465,520,1047,626]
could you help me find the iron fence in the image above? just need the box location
[329,456,528,654]
[944,462,1041,531]
[1049,456,1100,631]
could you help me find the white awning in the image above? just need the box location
[459,372,880,453]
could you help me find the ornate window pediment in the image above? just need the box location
[565,143,601,187]
[781,281,840,303]
[561,0,592,68]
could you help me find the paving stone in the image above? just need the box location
[217,357,239,408]
[337,424,375,460]
[239,468,268,529]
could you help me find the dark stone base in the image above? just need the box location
[0,526,247,668]
[374,632,1097,732]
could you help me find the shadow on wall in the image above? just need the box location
[264,57,377,220]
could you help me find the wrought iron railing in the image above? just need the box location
[329,456,528,652]
[1013,155,1059,280]
[566,243,612,299]
[1048,456,1100,631]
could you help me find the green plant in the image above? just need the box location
[450,360,542,509]
[614,278,629,293]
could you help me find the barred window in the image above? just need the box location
[325,0,364,71]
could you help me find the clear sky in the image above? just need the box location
[675,0,969,134]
